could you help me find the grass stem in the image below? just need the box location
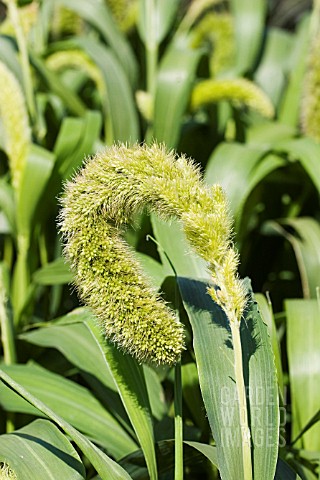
[0,264,17,432]
[0,266,17,365]
[230,318,252,480]
[174,361,183,480]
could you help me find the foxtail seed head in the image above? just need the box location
[191,12,235,76]
[0,464,17,480]
[301,33,320,142]
[191,78,274,118]
[60,143,246,364]
[0,61,30,194]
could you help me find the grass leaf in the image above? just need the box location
[286,298,320,451]
[0,419,85,480]
[178,277,279,480]
[230,0,266,74]
[76,37,139,143]
[33,257,73,285]
[57,0,137,84]
[264,218,320,298]
[88,320,158,480]
[0,363,136,459]
[0,369,133,480]
[153,39,202,148]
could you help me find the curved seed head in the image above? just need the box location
[60,143,246,364]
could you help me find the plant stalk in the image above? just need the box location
[174,361,183,480]
[145,0,158,98]
[230,318,252,480]
[12,233,30,326]
[0,267,17,365]
[144,0,158,142]
[0,265,17,432]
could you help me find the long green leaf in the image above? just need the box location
[279,15,310,127]
[88,320,158,480]
[151,214,210,279]
[16,144,55,236]
[0,370,133,480]
[29,311,158,478]
[31,54,87,116]
[205,142,266,216]
[255,293,284,396]
[19,320,116,392]
[54,110,102,180]
[153,39,202,148]
[0,179,15,234]
[230,0,266,74]
[264,218,320,298]
[205,143,289,236]
[181,362,207,431]
[286,298,320,451]
[76,37,139,143]
[247,122,296,146]
[54,117,83,166]
[178,277,279,480]
[11,145,55,318]
[0,363,136,459]
[138,0,180,45]
[0,36,23,85]
[19,317,134,433]
[254,28,293,107]
[0,419,85,480]
[275,138,320,194]
[57,0,137,84]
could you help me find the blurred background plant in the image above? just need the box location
[0,0,319,478]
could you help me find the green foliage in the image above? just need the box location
[0,0,319,479]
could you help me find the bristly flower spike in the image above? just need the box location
[59,143,246,365]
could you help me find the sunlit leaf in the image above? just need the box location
[286,298,320,451]
[153,38,202,148]
[0,363,136,459]
[0,369,133,480]
[178,277,279,480]
[88,320,158,480]
[230,0,266,74]
[57,0,137,84]
[0,419,85,480]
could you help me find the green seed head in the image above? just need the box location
[60,143,246,364]
[301,33,320,142]
[0,61,30,194]
[0,464,17,480]
[191,78,275,118]
[191,12,235,76]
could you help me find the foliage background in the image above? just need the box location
[0,0,319,479]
